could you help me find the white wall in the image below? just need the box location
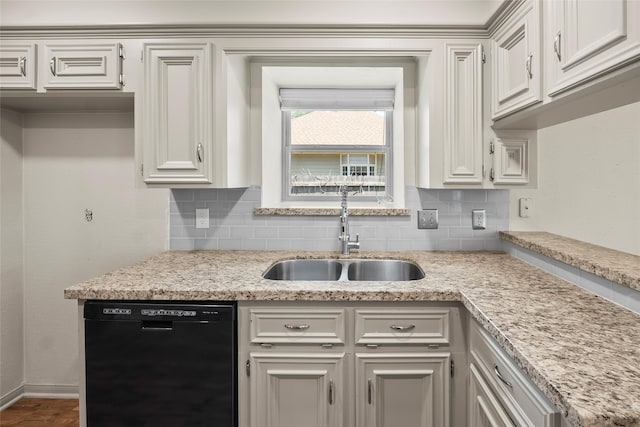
[0,109,25,404]
[510,101,640,255]
[21,112,168,391]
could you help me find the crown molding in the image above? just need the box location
[486,0,524,37]
[0,23,490,40]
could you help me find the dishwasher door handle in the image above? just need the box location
[141,320,173,331]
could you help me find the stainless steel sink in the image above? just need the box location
[347,259,425,281]
[263,259,424,281]
[262,259,343,281]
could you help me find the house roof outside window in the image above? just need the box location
[291,110,385,146]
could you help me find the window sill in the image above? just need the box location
[254,208,410,216]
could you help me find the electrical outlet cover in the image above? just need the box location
[472,209,486,230]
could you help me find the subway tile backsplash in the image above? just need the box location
[170,186,509,251]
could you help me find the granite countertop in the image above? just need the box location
[500,231,640,291]
[64,250,640,427]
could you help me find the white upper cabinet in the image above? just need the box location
[443,43,484,185]
[141,42,213,185]
[43,43,124,90]
[0,43,37,90]
[546,0,640,97]
[491,0,542,119]
[1,41,125,91]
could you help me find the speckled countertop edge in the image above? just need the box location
[500,231,640,291]
[64,250,640,427]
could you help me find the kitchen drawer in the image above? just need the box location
[469,320,560,427]
[354,308,450,345]
[469,362,516,427]
[0,43,37,90]
[43,43,123,89]
[249,308,346,344]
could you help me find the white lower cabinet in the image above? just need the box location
[250,352,345,427]
[240,302,461,427]
[468,319,560,427]
[355,353,450,427]
[469,363,515,427]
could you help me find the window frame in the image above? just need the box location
[281,90,394,202]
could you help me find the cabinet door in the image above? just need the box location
[250,352,345,427]
[43,43,123,89]
[142,42,212,184]
[469,363,516,427]
[0,43,36,90]
[547,0,640,96]
[491,0,541,119]
[443,43,484,185]
[355,353,450,427]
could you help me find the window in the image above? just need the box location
[280,88,394,200]
[257,64,406,209]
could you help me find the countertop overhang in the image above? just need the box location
[64,250,640,427]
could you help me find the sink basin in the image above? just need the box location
[262,259,343,281]
[263,259,424,281]
[347,259,425,281]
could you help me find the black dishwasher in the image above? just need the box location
[84,301,237,427]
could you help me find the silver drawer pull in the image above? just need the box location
[494,364,513,388]
[328,380,334,405]
[50,57,57,76]
[367,378,373,404]
[284,323,310,330]
[390,324,416,331]
[19,57,26,76]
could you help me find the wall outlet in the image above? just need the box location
[195,208,210,229]
[472,209,486,230]
[519,198,531,218]
[418,209,438,229]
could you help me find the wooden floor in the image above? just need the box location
[0,398,79,427]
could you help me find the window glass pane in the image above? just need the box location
[290,151,386,196]
[286,107,390,199]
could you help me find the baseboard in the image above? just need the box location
[23,384,79,399]
[0,385,25,411]
[1,383,80,409]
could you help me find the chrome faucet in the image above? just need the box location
[338,187,360,255]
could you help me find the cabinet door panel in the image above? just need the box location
[443,43,483,184]
[547,0,640,96]
[355,353,450,427]
[491,0,542,119]
[143,43,212,184]
[562,0,626,70]
[250,352,344,427]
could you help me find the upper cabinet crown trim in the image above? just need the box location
[0,24,496,40]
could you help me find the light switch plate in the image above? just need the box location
[418,209,438,229]
[472,209,486,230]
[195,208,210,229]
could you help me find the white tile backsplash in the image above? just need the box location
[170,186,510,252]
